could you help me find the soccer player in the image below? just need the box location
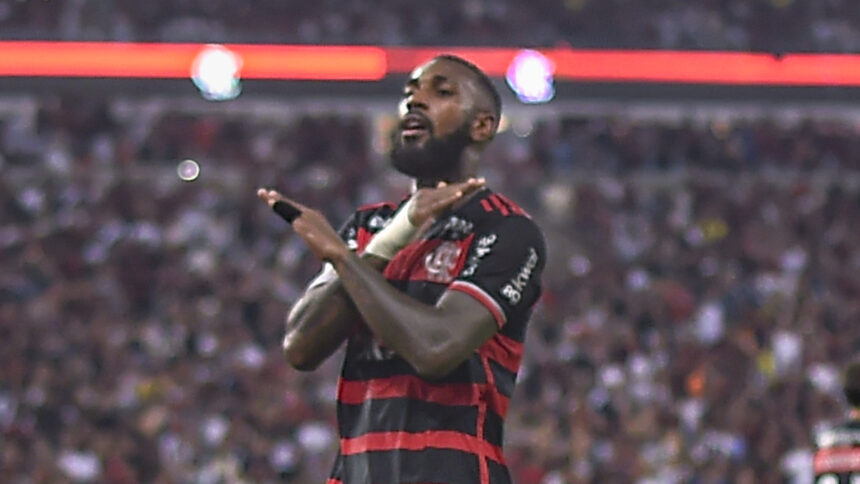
[813,357,860,483]
[258,55,546,484]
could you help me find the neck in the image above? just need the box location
[413,146,480,190]
[850,408,860,420]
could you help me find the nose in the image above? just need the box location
[405,90,429,112]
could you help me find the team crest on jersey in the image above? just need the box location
[424,241,463,283]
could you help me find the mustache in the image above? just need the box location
[399,110,434,134]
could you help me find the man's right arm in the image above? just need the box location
[263,178,484,371]
[282,253,388,371]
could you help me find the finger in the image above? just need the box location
[273,199,303,224]
[430,190,466,211]
[258,188,311,224]
[260,189,311,212]
[257,187,285,207]
[453,177,485,190]
[257,187,275,205]
[438,179,483,199]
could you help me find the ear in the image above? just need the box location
[470,112,497,143]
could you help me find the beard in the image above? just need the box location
[389,121,472,180]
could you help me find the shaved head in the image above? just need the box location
[432,54,501,128]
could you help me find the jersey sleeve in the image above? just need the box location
[306,211,361,290]
[337,211,361,250]
[307,203,398,289]
[448,217,546,329]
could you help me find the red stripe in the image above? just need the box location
[391,235,473,283]
[495,194,529,217]
[338,374,509,417]
[813,447,860,473]
[479,334,523,374]
[326,480,342,484]
[340,374,480,406]
[357,201,397,212]
[448,281,506,328]
[340,431,505,463]
[488,195,509,216]
[477,359,492,484]
[480,199,493,212]
[355,227,374,254]
[383,239,440,280]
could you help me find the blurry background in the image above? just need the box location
[1,1,859,483]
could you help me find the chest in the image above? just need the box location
[381,215,476,286]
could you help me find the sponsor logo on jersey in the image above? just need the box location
[441,215,474,239]
[500,247,539,305]
[368,214,390,231]
[461,233,497,278]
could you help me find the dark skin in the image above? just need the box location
[259,58,499,378]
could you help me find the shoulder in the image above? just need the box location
[814,419,860,449]
[471,191,545,251]
[348,200,401,229]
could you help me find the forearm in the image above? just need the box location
[283,253,388,370]
[331,251,454,376]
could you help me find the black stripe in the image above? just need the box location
[488,458,514,484]
[400,279,448,304]
[338,448,481,484]
[329,453,343,481]
[342,352,488,385]
[483,409,505,448]
[498,312,529,342]
[489,360,517,398]
[338,398,478,438]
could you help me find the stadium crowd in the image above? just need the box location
[1,100,858,483]
[1,0,859,52]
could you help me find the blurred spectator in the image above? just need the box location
[0,98,858,483]
[1,0,859,52]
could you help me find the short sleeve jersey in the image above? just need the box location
[813,418,860,484]
[326,187,546,484]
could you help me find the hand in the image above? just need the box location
[257,188,349,262]
[408,178,485,227]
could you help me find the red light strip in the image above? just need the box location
[546,50,860,86]
[0,42,858,86]
[0,42,387,80]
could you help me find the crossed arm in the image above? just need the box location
[261,183,497,378]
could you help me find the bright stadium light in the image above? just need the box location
[191,44,243,101]
[177,159,200,182]
[506,49,555,104]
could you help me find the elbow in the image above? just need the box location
[282,336,321,372]
[410,346,461,380]
[284,350,321,372]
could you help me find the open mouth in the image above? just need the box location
[400,113,431,141]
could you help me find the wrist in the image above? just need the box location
[328,245,354,266]
[363,198,419,260]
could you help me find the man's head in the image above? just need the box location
[845,356,860,409]
[389,55,501,182]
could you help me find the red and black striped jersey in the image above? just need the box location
[813,418,860,483]
[325,187,546,484]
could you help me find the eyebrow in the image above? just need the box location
[405,74,452,89]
